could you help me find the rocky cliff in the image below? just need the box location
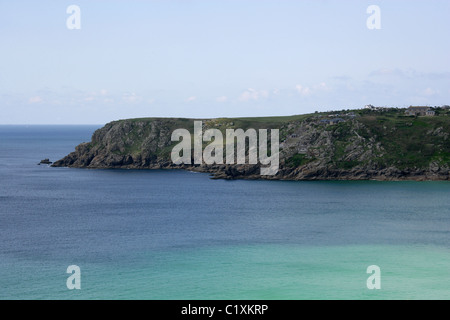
[52,108,450,180]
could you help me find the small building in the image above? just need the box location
[365,104,375,110]
[426,110,435,116]
[405,106,431,116]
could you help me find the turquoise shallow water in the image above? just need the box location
[0,126,449,299]
[2,244,450,299]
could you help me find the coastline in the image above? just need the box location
[52,163,450,181]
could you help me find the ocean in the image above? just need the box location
[0,125,449,299]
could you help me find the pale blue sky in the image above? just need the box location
[0,0,449,124]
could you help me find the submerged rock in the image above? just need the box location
[38,158,52,165]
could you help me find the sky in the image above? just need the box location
[0,0,449,124]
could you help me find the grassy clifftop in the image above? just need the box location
[356,110,450,169]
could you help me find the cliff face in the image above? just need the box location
[52,109,450,181]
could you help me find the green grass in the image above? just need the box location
[287,154,315,167]
[335,160,360,170]
[358,113,450,169]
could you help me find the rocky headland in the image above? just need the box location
[52,107,450,181]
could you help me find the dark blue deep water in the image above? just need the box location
[1,125,449,299]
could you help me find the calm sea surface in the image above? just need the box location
[0,125,449,299]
